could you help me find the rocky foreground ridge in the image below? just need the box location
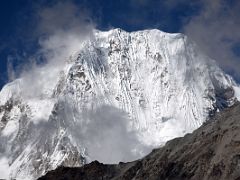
[40,102,240,180]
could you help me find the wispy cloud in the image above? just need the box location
[35,1,95,65]
[11,1,95,98]
[183,0,240,80]
[7,56,16,82]
[37,1,94,37]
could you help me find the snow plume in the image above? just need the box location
[14,1,95,99]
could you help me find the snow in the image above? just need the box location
[0,157,10,179]
[26,99,55,124]
[0,28,239,179]
[233,86,240,101]
[0,112,3,121]
[2,120,19,137]
[0,80,21,106]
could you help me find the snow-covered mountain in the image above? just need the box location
[0,28,239,179]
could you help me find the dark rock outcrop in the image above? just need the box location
[39,102,240,180]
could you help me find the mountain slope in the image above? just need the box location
[0,28,239,179]
[39,102,240,180]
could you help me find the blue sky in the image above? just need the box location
[0,0,239,89]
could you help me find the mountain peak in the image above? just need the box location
[0,28,239,179]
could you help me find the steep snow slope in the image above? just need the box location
[0,28,239,179]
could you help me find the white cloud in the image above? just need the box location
[183,0,240,79]
[7,57,16,82]
[15,1,95,99]
[67,104,151,163]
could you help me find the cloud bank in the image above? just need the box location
[68,104,150,163]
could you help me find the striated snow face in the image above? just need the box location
[0,28,239,179]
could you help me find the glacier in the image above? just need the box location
[0,28,239,179]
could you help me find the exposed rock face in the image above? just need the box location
[40,102,240,180]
